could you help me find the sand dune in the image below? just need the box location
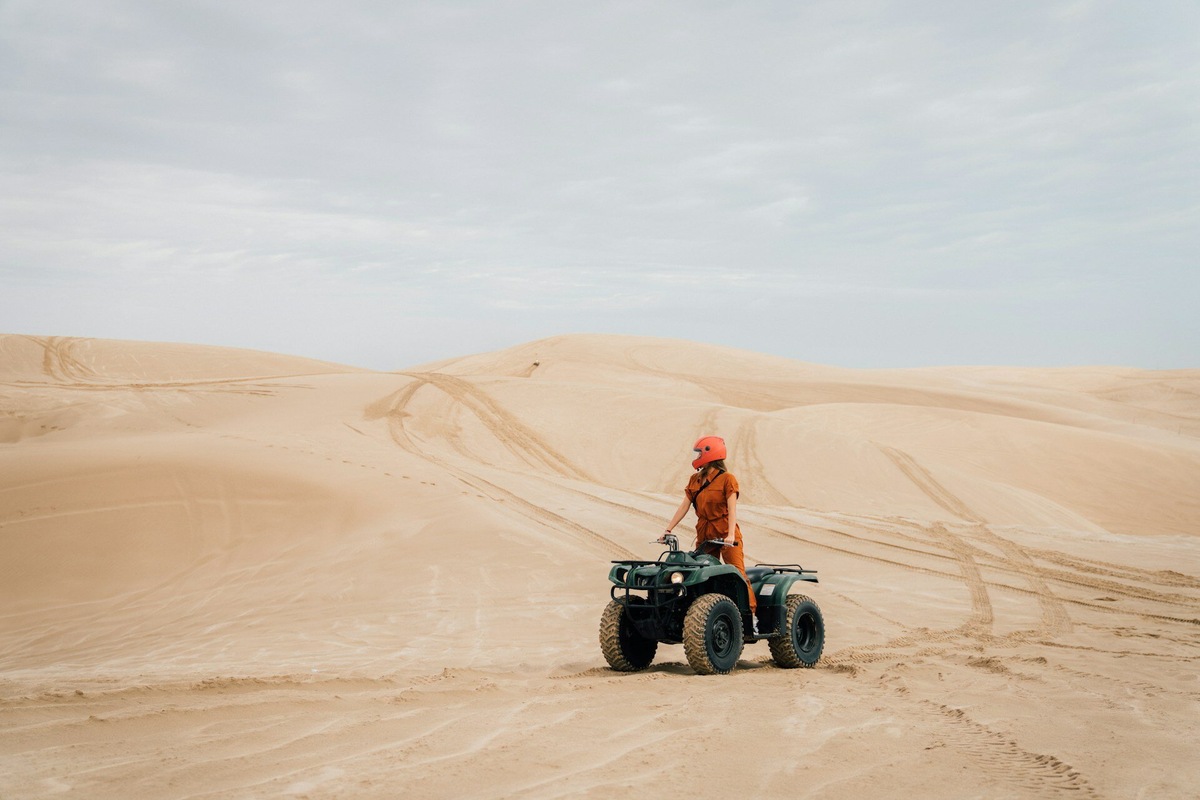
[2,333,1198,799]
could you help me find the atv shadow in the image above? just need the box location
[624,658,777,677]
[551,658,779,681]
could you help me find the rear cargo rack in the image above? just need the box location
[753,563,818,574]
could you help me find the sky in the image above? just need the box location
[2,0,1197,370]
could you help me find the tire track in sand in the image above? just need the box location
[825,622,1101,796]
[28,336,100,383]
[734,416,791,505]
[372,376,635,559]
[750,509,1198,628]
[920,700,1099,798]
[401,372,592,482]
[877,446,994,634]
[15,335,325,395]
[926,521,994,634]
[879,446,1073,638]
[879,445,982,523]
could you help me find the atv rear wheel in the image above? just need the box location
[599,597,658,671]
[768,594,824,668]
[683,593,744,675]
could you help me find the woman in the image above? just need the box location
[661,435,757,616]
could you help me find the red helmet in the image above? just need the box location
[691,436,726,470]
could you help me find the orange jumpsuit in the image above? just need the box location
[686,470,757,614]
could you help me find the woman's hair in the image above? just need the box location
[705,459,727,472]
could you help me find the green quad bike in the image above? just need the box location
[600,534,824,675]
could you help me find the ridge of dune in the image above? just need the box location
[405,333,1200,536]
[440,333,1200,435]
[0,334,362,384]
[2,333,1198,799]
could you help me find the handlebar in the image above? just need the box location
[650,534,735,553]
[652,533,680,551]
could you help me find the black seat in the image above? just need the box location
[746,566,774,583]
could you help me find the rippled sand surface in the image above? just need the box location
[2,333,1198,799]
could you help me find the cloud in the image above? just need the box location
[1,0,1197,368]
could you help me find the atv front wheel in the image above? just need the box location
[768,594,824,668]
[683,593,744,675]
[599,597,658,671]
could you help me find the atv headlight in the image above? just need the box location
[670,571,685,584]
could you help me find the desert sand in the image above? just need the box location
[1,332,1198,799]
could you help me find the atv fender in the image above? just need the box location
[752,572,819,634]
[754,572,818,605]
[684,565,754,614]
